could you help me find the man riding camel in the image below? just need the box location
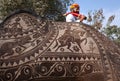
[64,3,87,22]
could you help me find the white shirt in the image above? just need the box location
[66,14,80,22]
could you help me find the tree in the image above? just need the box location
[86,9,120,47]
[102,15,120,46]
[0,0,73,21]
[87,9,105,30]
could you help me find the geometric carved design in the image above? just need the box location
[0,10,120,81]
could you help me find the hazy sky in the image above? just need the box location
[74,0,120,11]
[68,0,120,26]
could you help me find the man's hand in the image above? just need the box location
[79,15,87,22]
[84,16,87,20]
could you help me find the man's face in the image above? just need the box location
[73,8,79,13]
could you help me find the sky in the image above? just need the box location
[68,0,120,26]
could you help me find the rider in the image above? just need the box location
[64,3,87,22]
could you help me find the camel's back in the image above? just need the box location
[0,10,120,81]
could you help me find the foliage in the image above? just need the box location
[0,0,73,21]
[87,9,105,30]
[86,9,120,46]
[102,16,120,46]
